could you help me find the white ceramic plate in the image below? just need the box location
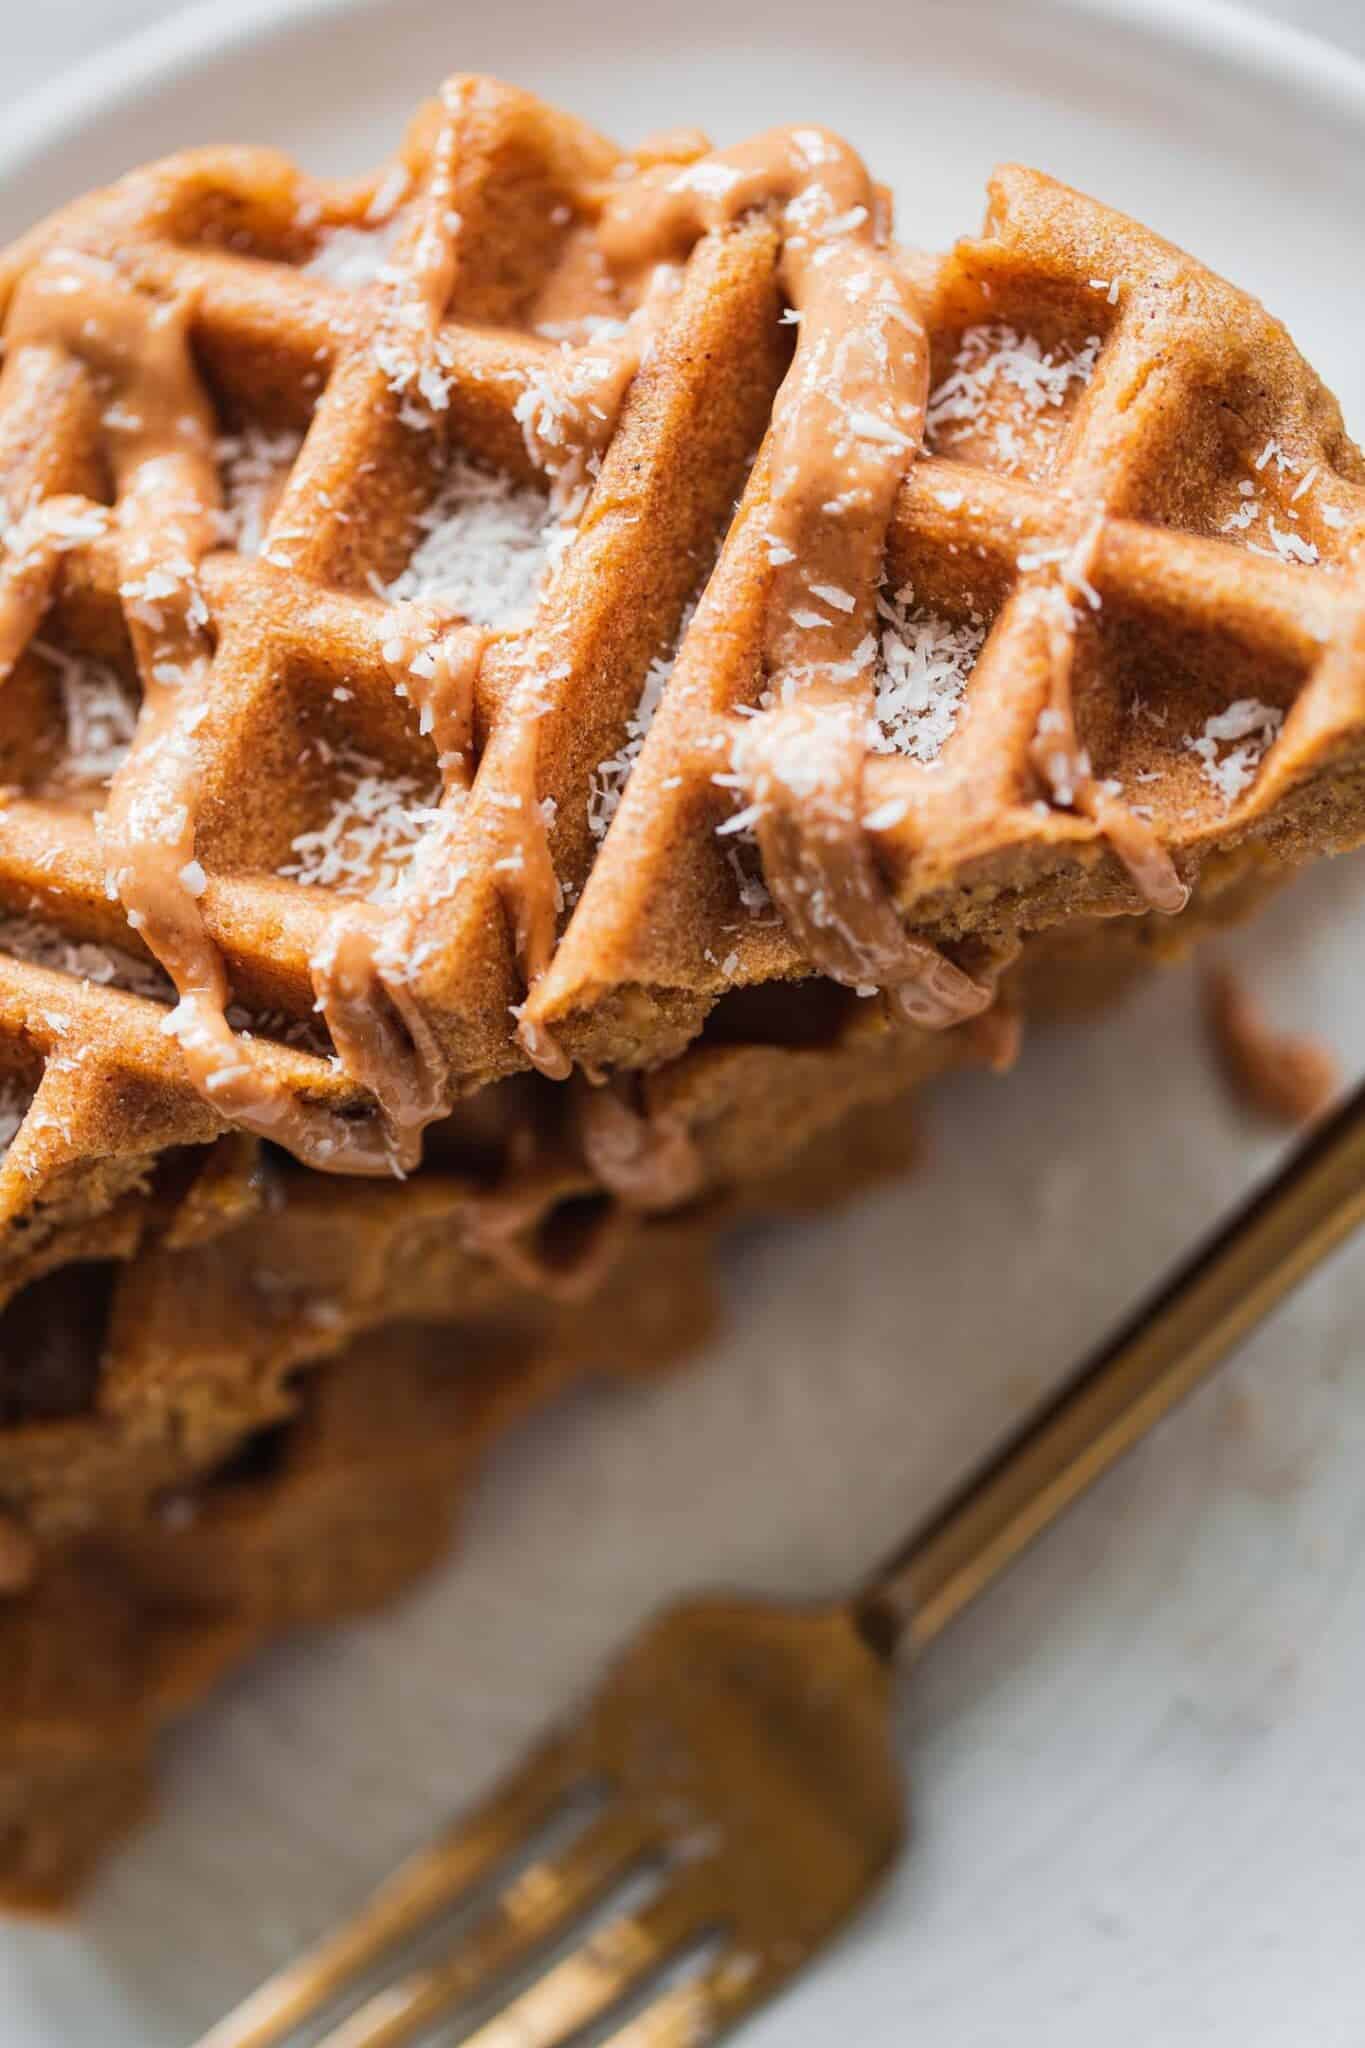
[4,2,1365,2040]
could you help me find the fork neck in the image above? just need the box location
[852,1076,1365,1662]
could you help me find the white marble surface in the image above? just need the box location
[2,3,1365,2044]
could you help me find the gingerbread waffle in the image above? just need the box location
[0,827,1294,1604]
[0,863,1283,1913]
[0,995,979,1600]
[0,1250,721,1914]
[1,70,1363,1911]
[0,1030,954,1908]
[2,78,1363,1288]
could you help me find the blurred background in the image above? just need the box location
[8,0,1365,107]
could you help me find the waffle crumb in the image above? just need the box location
[1204,965,1339,1126]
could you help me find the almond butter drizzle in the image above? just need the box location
[1027,506,1190,916]
[1205,965,1339,1127]
[458,1167,628,1302]
[312,80,574,1130]
[4,104,1187,1194]
[310,615,487,1169]
[574,1074,705,1210]
[0,494,109,675]
[585,129,993,1025]
[0,252,410,1172]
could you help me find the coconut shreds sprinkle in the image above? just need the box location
[0,499,109,559]
[588,594,703,843]
[302,210,408,287]
[1220,453,1324,567]
[535,313,632,347]
[224,1002,328,1053]
[280,748,441,901]
[869,586,986,763]
[0,911,174,1002]
[384,458,567,630]
[33,640,136,790]
[588,653,672,843]
[216,427,306,557]
[1187,699,1285,806]
[926,325,1102,472]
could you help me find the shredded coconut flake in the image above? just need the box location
[1260,518,1319,568]
[588,654,671,844]
[303,211,407,287]
[224,1001,328,1054]
[33,640,136,792]
[1187,698,1285,806]
[535,313,631,347]
[280,748,441,901]
[588,593,703,842]
[216,426,305,556]
[0,911,173,1001]
[868,586,986,764]
[384,458,566,630]
[926,325,1101,473]
[1223,450,1325,568]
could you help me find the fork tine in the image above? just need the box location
[594,1948,767,2046]
[194,1734,580,2048]
[314,1807,664,2048]
[322,1871,714,2048]
[440,1872,715,2048]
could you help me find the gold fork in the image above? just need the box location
[197,1078,1365,2048]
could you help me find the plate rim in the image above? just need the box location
[2,0,1365,193]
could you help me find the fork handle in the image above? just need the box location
[855,1074,1365,1658]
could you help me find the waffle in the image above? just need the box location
[0,848,1308,1907]
[2,77,1363,1286]
[0,828,1297,1597]
[0,999,978,1594]
[1,71,1363,1908]
[0,1247,724,1914]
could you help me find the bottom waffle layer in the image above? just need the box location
[0,1222,723,1913]
[0,855,1295,1909]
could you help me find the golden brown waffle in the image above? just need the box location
[0,1043,937,1915]
[1,72,1363,1909]
[532,164,1365,1067]
[0,1009,965,1581]
[0,864,1302,1909]
[0,1233,721,1913]
[2,77,1362,1280]
[0,833,1298,1601]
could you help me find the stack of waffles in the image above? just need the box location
[1,74,1363,1906]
